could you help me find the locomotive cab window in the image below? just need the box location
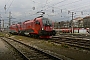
[42,18,52,26]
[35,20,40,25]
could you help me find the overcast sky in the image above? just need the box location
[0,0,90,27]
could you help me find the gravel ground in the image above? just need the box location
[11,35,90,60]
[0,38,24,60]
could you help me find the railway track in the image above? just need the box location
[1,37,62,60]
[52,36,90,50]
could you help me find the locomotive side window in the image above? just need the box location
[42,18,52,26]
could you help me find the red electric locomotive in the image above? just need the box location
[9,16,56,38]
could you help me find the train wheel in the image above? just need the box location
[33,34,39,38]
[29,34,33,37]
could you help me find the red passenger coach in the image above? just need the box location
[9,24,19,34]
[9,16,56,38]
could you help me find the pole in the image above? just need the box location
[9,12,11,27]
[0,19,1,31]
[71,12,74,33]
[8,11,15,27]
[2,20,4,31]
[0,14,1,31]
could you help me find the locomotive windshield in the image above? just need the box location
[42,18,52,26]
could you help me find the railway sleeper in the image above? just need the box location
[84,44,90,46]
[3,37,62,60]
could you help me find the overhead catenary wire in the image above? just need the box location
[37,0,80,13]
[28,0,67,17]
[3,0,90,22]
[54,0,82,9]
[42,0,67,11]
[45,0,90,18]
[28,0,82,17]
[48,0,83,13]
[28,0,89,21]
[6,0,15,13]
[29,0,67,12]
[25,0,65,14]
[5,0,11,5]
[22,0,56,17]
[70,4,90,11]
[30,0,54,11]
[50,0,87,16]
[57,0,89,12]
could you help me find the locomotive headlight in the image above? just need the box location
[42,28,44,30]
